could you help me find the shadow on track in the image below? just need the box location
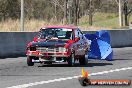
[113,58,132,61]
[38,62,113,67]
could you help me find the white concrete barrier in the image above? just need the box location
[0,32,37,58]
[109,30,132,48]
[0,30,132,57]
[83,30,132,48]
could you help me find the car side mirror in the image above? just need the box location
[75,37,80,42]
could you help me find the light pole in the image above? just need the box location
[119,0,123,27]
[124,0,128,26]
[21,0,24,31]
[68,0,73,24]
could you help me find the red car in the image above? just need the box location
[26,26,89,66]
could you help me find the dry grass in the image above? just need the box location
[0,19,20,32]
[0,19,115,32]
[0,13,132,32]
[0,19,64,32]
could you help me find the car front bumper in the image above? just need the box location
[26,51,70,57]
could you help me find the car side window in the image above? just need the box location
[77,29,84,39]
[37,31,42,39]
[75,29,80,38]
[71,31,74,40]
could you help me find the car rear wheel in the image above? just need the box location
[27,56,34,66]
[67,53,75,66]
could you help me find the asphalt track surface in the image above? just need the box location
[0,47,132,88]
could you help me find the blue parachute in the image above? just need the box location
[85,30,113,61]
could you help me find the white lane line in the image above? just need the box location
[7,66,132,88]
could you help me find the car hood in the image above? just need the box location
[31,39,67,47]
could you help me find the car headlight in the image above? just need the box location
[59,47,67,52]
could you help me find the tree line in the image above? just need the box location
[0,0,131,25]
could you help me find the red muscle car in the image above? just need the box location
[26,26,89,66]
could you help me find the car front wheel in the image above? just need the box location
[67,53,75,66]
[27,56,34,66]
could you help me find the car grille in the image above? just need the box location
[30,47,36,51]
[36,47,66,53]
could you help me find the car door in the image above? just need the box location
[74,29,82,56]
[77,29,86,55]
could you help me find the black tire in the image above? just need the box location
[27,56,34,66]
[67,53,75,66]
[79,54,88,65]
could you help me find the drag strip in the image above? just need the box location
[6,66,132,88]
[0,47,132,88]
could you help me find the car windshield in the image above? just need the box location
[38,28,73,40]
